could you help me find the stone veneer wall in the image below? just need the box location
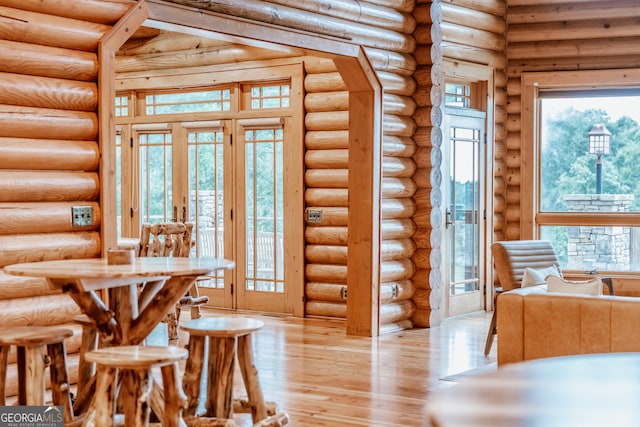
[564,194,634,271]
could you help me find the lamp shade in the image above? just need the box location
[588,123,611,155]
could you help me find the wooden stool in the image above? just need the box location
[84,345,188,427]
[181,317,289,426]
[0,326,75,423]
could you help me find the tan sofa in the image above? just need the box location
[497,285,640,365]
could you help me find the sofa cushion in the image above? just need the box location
[521,264,562,287]
[546,276,602,296]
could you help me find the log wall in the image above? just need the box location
[0,0,133,397]
[299,8,418,332]
[505,0,640,240]
[412,0,507,326]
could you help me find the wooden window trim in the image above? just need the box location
[521,69,640,239]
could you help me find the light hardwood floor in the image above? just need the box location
[162,308,498,427]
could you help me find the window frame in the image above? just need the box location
[521,69,640,272]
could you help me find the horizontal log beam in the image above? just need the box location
[305,149,348,169]
[0,171,99,202]
[0,40,98,82]
[381,219,417,240]
[0,232,101,267]
[305,169,348,188]
[167,0,415,53]
[305,301,346,318]
[0,0,133,25]
[0,137,98,171]
[0,202,101,234]
[0,105,98,140]
[305,188,348,207]
[508,1,640,24]
[0,72,97,111]
[305,226,348,245]
[305,130,349,150]
[382,178,417,198]
[0,273,57,300]
[0,5,110,52]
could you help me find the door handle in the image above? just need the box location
[181,206,187,223]
[445,207,453,229]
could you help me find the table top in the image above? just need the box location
[3,256,235,280]
[429,352,640,427]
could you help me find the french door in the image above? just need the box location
[443,108,487,317]
[120,119,289,313]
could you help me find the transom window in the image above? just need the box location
[250,83,290,109]
[115,95,129,117]
[445,82,471,108]
[143,88,231,115]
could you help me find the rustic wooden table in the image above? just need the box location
[4,256,235,346]
[4,256,235,423]
[429,352,640,427]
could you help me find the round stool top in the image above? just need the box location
[0,326,73,346]
[85,345,188,369]
[180,317,264,337]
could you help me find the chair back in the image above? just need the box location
[491,240,560,291]
[139,222,194,258]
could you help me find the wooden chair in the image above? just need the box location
[0,326,75,423]
[485,240,561,355]
[139,222,209,340]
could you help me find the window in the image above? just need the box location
[522,70,640,273]
[115,95,129,117]
[249,83,290,110]
[445,82,471,108]
[143,88,231,115]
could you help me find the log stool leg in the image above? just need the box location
[93,365,118,427]
[206,336,236,419]
[182,335,206,417]
[161,362,187,427]
[20,344,47,406]
[0,345,9,405]
[120,369,153,427]
[237,334,267,424]
[47,341,75,422]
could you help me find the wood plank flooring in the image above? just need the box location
[163,309,497,427]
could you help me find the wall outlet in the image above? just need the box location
[71,206,93,227]
[307,209,322,223]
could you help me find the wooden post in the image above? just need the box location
[334,48,383,337]
[98,1,149,255]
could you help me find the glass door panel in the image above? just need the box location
[138,131,173,224]
[186,125,231,306]
[238,124,286,312]
[444,110,486,317]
